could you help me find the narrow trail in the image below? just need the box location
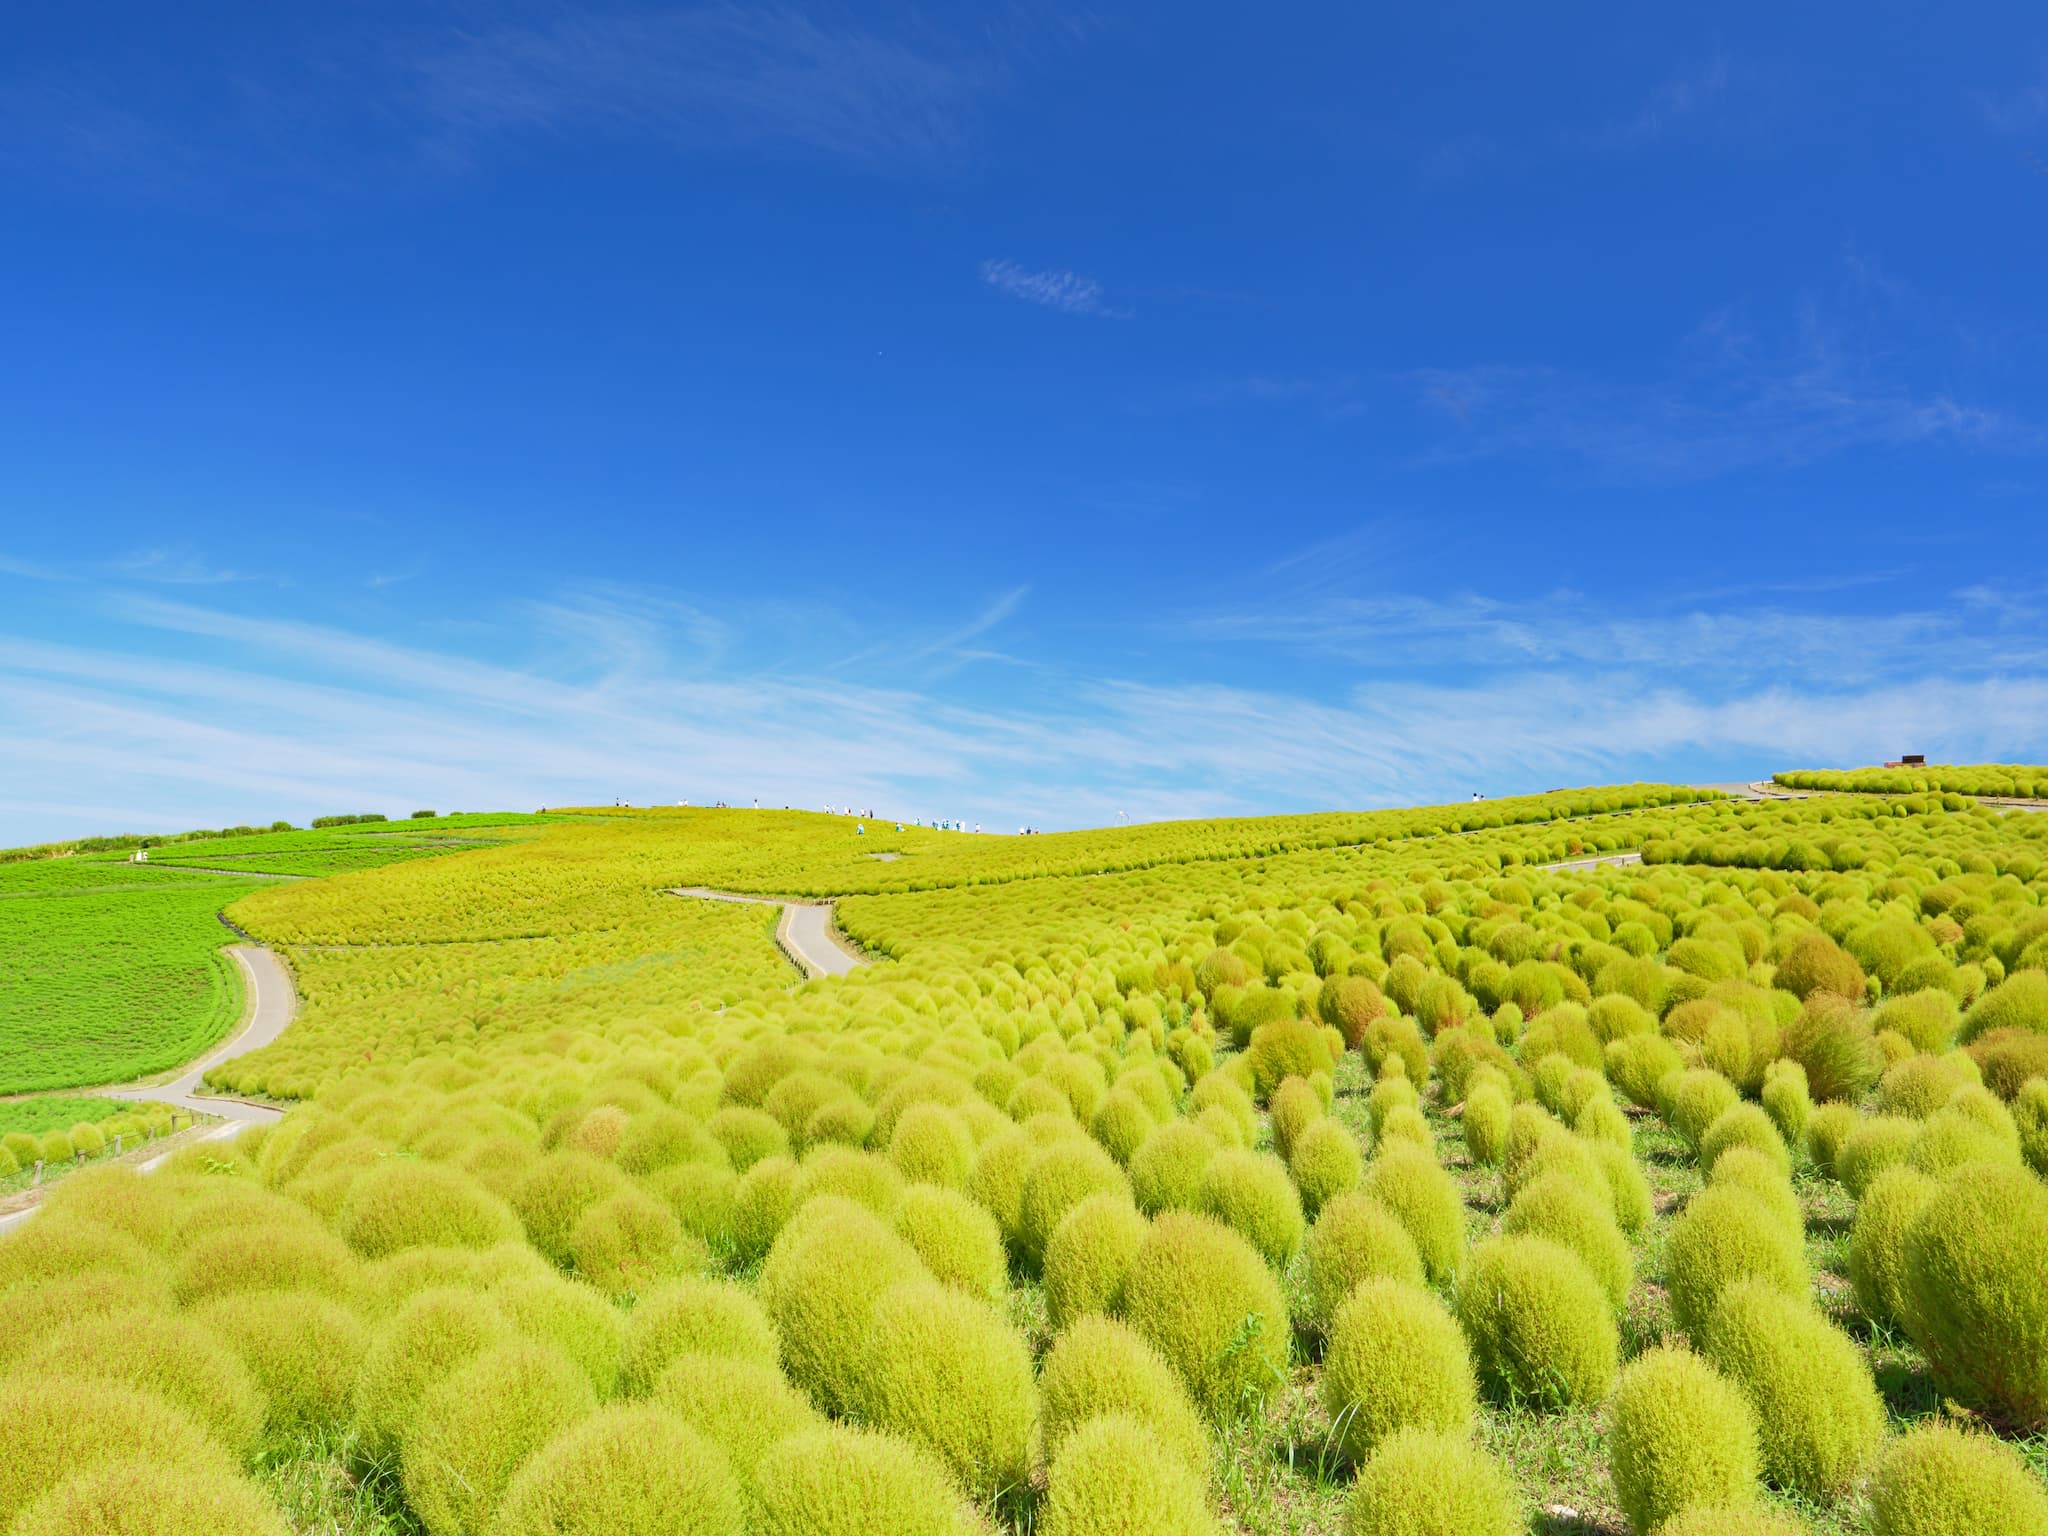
[0,945,296,1233]
[1539,851,1644,873]
[666,888,868,979]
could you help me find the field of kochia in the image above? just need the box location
[2,786,2047,1536]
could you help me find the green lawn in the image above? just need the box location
[0,867,264,1092]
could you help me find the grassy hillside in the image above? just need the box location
[1,782,2045,1536]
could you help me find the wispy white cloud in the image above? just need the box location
[979,260,1129,318]
[1405,299,2037,482]
[0,551,68,582]
[1617,50,1732,144]
[5,577,2048,846]
[408,7,982,171]
[111,547,263,586]
[1977,65,2048,133]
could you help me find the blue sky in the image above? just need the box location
[3,3,2047,842]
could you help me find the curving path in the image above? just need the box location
[0,945,295,1233]
[1540,851,1644,873]
[107,946,296,1123]
[667,888,868,979]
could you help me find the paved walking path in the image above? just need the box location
[0,945,295,1233]
[667,888,867,979]
[1540,851,1645,873]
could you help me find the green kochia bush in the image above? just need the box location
[1344,1428,1520,1536]
[1703,1281,1884,1497]
[9,1456,290,1536]
[1608,1346,1760,1536]
[193,1291,366,1449]
[1289,1117,1363,1214]
[1042,1414,1220,1536]
[1848,1165,1940,1329]
[1021,1139,1133,1268]
[1320,1277,1476,1462]
[855,1279,1036,1499]
[1462,1084,1511,1167]
[1122,1211,1289,1421]
[1660,1069,1742,1152]
[1663,1186,1806,1339]
[355,1285,513,1464]
[18,1308,265,1463]
[619,1275,778,1395]
[1866,1421,2048,1536]
[1502,1172,1632,1313]
[339,1158,522,1258]
[1201,1148,1305,1266]
[1901,1162,2048,1429]
[752,1423,972,1536]
[494,1404,744,1536]
[402,1341,596,1536]
[1045,1193,1149,1329]
[1651,1509,1811,1536]
[1038,1316,1209,1474]
[1361,1143,1467,1287]
[652,1352,821,1508]
[0,1375,240,1530]
[1699,1103,1790,1178]
[1454,1235,1617,1410]
[1834,1114,1921,1198]
[1302,1193,1426,1333]
[1131,1121,1220,1214]
[758,1196,928,1415]
[896,1184,1007,1297]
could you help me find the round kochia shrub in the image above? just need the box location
[492,1272,627,1397]
[619,1274,778,1395]
[889,1103,975,1188]
[1703,1280,1884,1497]
[855,1279,1037,1499]
[1608,1346,1759,1536]
[651,1352,821,1504]
[1783,995,1882,1103]
[1361,1143,1467,1287]
[17,1308,265,1462]
[1131,1121,1220,1214]
[0,1375,237,1529]
[1775,930,1866,1001]
[1271,1077,1323,1160]
[1663,1185,1806,1340]
[1651,1509,1810,1536]
[1202,1148,1305,1266]
[1849,1164,1940,1329]
[1302,1193,1426,1332]
[759,1196,928,1415]
[355,1286,512,1464]
[1021,1138,1133,1268]
[172,1222,362,1306]
[752,1423,972,1536]
[10,1457,288,1536]
[1038,1316,1209,1474]
[1045,1193,1148,1329]
[1502,1172,1632,1314]
[1699,1103,1791,1178]
[1660,1070,1742,1152]
[402,1341,596,1536]
[1122,1211,1289,1421]
[1454,1236,1618,1410]
[1866,1421,2048,1536]
[339,1157,522,1258]
[1958,969,2048,1045]
[1901,1162,2048,1429]
[494,1404,743,1536]
[1321,1278,1476,1463]
[730,1155,799,1260]
[1835,1114,1918,1199]
[193,1291,367,1448]
[1289,1116,1363,1214]
[1042,1414,1220,1536]
[895,1184,1007,1297]
[1462,1084,1511,1167]
[1344,1428,1520,1536]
